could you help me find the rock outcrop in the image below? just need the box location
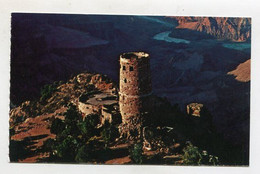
[228,59,250,82]
[187,103,204,117]
[170,17,251,42]
[9,72,119,162]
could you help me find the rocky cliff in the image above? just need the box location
[228,59,250,82]
[170,17,251,42]
[9,72,118,162]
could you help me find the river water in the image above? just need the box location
[139,17,251,51]
[153,31,190,44]
[222,42,251,51]
[153,31,250,52]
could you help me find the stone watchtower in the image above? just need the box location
[119,52,152,139]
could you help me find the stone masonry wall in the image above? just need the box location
[119,52,152,138]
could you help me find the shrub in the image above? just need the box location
[129,142,144,164]
[85,114,100,127]
[182,142,219,165]
[101,120,119,148]
[77,121,94,140]
[43,104,102,163]
[40,83,58,102]
[56,136,79,162]
[14,115,25,125]
[77,114,99,139]
[208,155,219,165]
[101,121,111,148]
[182,142,202,165]
[50,118,65,135]
[75,145,92,162]
[200,150,219,165]
[64,104,80,123]
[42,138,56,152]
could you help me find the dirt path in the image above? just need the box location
[105,156,131,164]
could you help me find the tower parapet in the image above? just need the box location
[119,52,152,138]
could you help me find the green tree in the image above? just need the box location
[56,136,79,162]
[43,104,102,163]
[65,104,80,123]
[101,120,119,148]
[77,113,99,139]
[40,83,58,103]
[75,145,91,162]
[101,121,111,148]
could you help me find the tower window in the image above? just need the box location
[124,78,127,83]
[123,66,126,70]
[129,66,133,71]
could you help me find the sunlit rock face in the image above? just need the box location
[228,59,250,82]
[170,17,251,42]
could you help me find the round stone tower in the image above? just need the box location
[119,52,152,138]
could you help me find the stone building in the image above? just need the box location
[187,103,204,117]
[119,52,152,139]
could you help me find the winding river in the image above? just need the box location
[222,42,251,51]
[140,17,250,51]
[153,31,191,44]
